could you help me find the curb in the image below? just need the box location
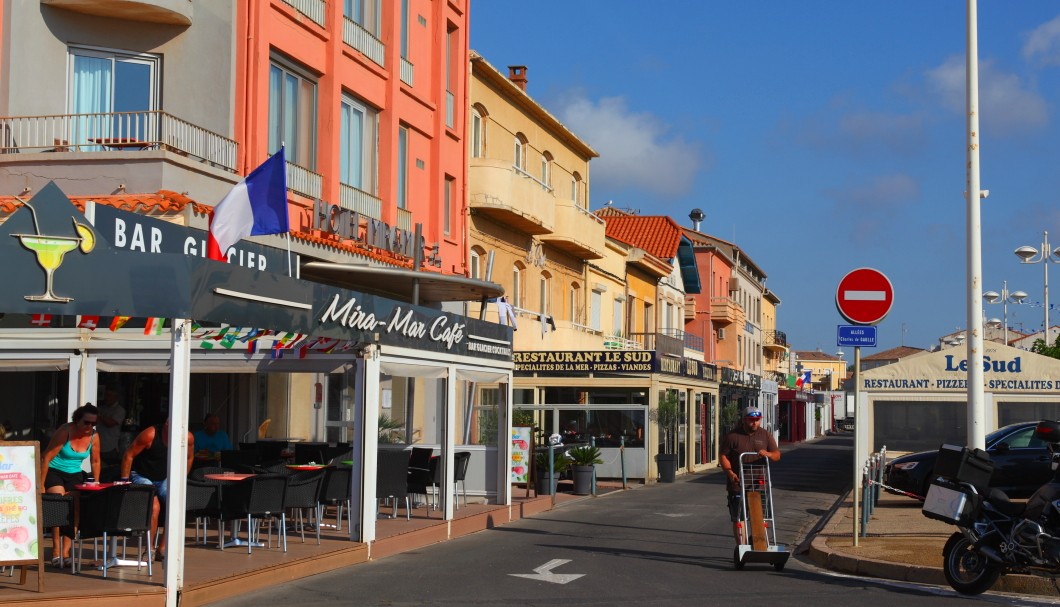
[806,526,1060,596]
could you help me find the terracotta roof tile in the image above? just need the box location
[601,215,683,260]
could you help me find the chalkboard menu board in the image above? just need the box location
[0,442,43,591]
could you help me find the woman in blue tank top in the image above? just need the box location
[40,404,101,567]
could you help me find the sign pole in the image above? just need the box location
[852,345,861,546]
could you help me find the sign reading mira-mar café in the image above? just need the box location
[860,342,1060,392]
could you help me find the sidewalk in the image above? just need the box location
[806,489,1060,596]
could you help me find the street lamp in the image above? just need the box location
[983,281,1027,345]
[1014,231,1060,342]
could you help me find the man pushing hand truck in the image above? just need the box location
[719,406,789,571]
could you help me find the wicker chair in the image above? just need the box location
[185,478,220,545]
[218,473,289,554]
[283,471,325,543]
[377,450,411,520]
[317,465,352,531]
[406,447,435,507]
[76,484,155,578]
[41,493,77,571]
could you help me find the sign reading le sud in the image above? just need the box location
[0,183,512,360]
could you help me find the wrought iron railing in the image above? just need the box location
[342,16,385,66]
[339,183,382,219]
[765,329,788,347]
[0,111,237,171]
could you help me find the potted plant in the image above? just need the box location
[534,451,569,495]
[567,445,602,496]
[649,390,681,482]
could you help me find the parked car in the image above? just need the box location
[883,421,1055,499]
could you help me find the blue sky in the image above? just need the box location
[470,2,1060,354]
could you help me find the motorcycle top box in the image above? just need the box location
[932,444,994,494]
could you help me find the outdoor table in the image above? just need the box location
[74,482,149,569]
[285,464,326,472]
[205,474,263,548]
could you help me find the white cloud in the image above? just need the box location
[1023,15,1060,66]
[925,55,1047,135]
[556,95,701,199]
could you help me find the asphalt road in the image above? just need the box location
[207,436,1055,606]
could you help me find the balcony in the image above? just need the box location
[764,329,788,351]
[630,331,683,358]
[539,201,605,259]
[710,296,743,325]
[281,0,326,27]
[342,15,385,67]
[469,158,554,235]
[42,0,192,25]
[0,111,236,171]
[286,162,322,200]
[339,183,382,220]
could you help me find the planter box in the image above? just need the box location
[572,465,594,495]
[656,453,676,483]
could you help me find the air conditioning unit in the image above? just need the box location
[717,327,727,340]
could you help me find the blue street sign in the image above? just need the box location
[838,325,877,347]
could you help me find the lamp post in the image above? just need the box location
[983,281,1027,345]
[1014,231,1060,343]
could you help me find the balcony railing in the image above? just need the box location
[400,58,415,86]
[0,111,237,171]
[396,207,412,231]
[281,0,326,27]
[342,16,385,67]
[765,329,788,348]
[603,334,644,350]
[286,162,322,199]
[683,332,704,353]
[629,331,683,358]
[339,183,382,220]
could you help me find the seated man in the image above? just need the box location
[121,418,194,561]
[193,413,232,461]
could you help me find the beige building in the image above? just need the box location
[795,350,846,391]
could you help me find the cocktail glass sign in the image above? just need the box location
[12,197,95,302]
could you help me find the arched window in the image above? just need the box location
[569,281,582,324]
[571,171,583,206]
[470,104,486,158]
[512,262,525,308]
[469,246,485,280]
[541,151,553,191]
[539,271,552,315]
[513,133,527,173]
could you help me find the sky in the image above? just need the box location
[469,1,1060,355]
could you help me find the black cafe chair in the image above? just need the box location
[185,478,220,545]
[220,449,258,470]
[218,474,289,554]
[76,484,156,578]
[294,442,328,465]
[377,450,411,520]
[41,494,78,571]
[283,471,325,543]
[406,447,434,506]
[317,465,352,531]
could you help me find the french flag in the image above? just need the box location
[206,147,290,261]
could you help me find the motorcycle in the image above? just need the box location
[928,420,1060,595]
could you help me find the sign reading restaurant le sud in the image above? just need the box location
[860,342,1060,393]
[515,351,716,381]
[0,183,512,361]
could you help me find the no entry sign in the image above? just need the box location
[836,268,893,325]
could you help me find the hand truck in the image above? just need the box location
[733,451,789,571]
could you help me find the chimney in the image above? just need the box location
[689,208,705,231]
[508,65,528,91]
